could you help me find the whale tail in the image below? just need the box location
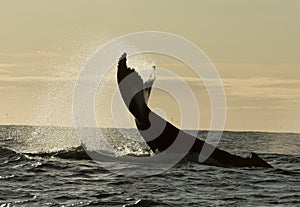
[116,53,273,168]
[117,53,154,126]
[117,53,181,152]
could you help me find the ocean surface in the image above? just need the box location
[0,125,299,206]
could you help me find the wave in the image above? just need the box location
[0,145,91,161]
[0,145,151,161]
[23,146,92,160]
[124,199,163,207]
[0,146,23,159]
[1,144,299,172]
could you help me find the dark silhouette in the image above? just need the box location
[117,53,272,168]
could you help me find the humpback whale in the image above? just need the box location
[117,53,272,168]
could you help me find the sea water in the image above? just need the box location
[0,125,299,206]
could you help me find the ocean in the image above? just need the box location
[0,125,299,206]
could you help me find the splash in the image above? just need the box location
[26,34,157,156]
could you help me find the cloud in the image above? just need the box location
[0,63,20,68]
[222,77,300,110]
[0,51,65,58]
[151,75,300,111]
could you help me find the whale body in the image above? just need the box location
[117,53,272,168]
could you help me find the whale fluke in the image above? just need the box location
[117,52,152,127]
[117,53,273,168]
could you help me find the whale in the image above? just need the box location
[117,53,272,168]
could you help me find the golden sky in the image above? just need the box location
[0,0,299,132]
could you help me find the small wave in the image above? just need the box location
[0,146,22,158]
[0,145,92,162]
[123,199,163,207]
[0,146,31,167]
[24,146,92,160]
[0,146,27,160]
[265,168,300,176]
[23,146,151,161]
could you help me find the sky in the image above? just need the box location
[0,0,299,132]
